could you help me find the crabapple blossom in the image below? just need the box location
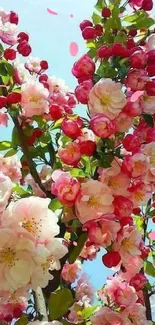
[140,93,155,114]
[75,273,94,304]
[21,81,49,117]
[0,172,12,213]
[0,22,18,45]
[61,261,82,283]
[75,79,93,104]
[0,154,21,182]
[0,111,8,127]
[72,55,95,80]
[125,70,147,91]
[91,306,125,325]
[113,196,133,219]
[122,303,152,325]
[114,112,134,133]
[130,273,147,291]
[121,153,149,178]
[25,56,42,73]
[89,78,127,119]
[90,113,116,138]
[80,240,100,261]
[58,142,81,166]
[75,179,114,223]
[51,171,81,206]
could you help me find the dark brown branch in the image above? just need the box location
[12,116,52,198]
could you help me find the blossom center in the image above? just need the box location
[88,195,100,208]
[100,94,111,106]
[0,247,16,266]
[30,96,39,103]
[22,218,40,233]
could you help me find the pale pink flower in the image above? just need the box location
[128,180,152,207]
[0,228,35,291]
[0,22,18,45]
[61,261,82,283]
[91,307,126,325]
[80,240,100,261]
[144,142,155,177]
[100,168,130,197]
[89,78,127,119]
[114,112,133,133]
[1,197,59,243]
[0,8,10,23]
[21,81,49,117]
[119,256,143,282]
[75,180,114,224]
[113,226,141,264]
[0,172,12,213]
[122,303,152,325]
[58,142,81,166]
[86,219,120,247]
[48,76,70,95]
[75,273,94,304]
[90,113,116,138]
[13,60,33,85]
[25,174,46,198]
[0,112,8,127]
[146,34,155,51]
[114,282,137,308]
[52,171,80,206]
[140,93,155,115]
[77,128,95,143]
[25,56,41,73]
[0,154,21,182]
[122,153,149,178]
[68,301,84,324]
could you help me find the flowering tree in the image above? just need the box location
[0,0,155,324]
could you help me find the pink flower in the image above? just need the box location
[0,172,12,213]
[122,134,141,153]
[75,180,114,224]
[25,56,41,73]
[113,196,133,219]
[113,226,141,263]
[51,171,81,206]
[90,113,116,138]
[75,80,94,104]
[58,142,81,166]
[1,197,59,243]
[125,70,147,91]
[0,22,18,45]
[89,78,127,119]
[91,307,125,325]
[119,256,143,282]
[122,303,152,325]
[72,55,95,80]
[0,112,9,127]
[75,273,94,304]
[80,240,100,260]
[144,142,155,177]
[130,51,146,69]
[114,112,133,133]
[86,218,120,247]
[0,154,21,182]
[114,282,137,308]
[122,153,149,178]
[128,180,152,207]
[130,273,147,291]
[0,8,10,24]
[21,81,49,117]
[123,100,142,117]
[61,261,81,283]
[48,76,70,96]
[140,93,155,114]
[146,34,155,51]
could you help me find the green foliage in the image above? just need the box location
[49,198,63,211]
[4,148,17,157]
[69,232,88,264]
[12,127,21,149]
[0,141,11,150]
[144,261,155,277]
[0,60,14,76]
[81,306,98,319]
[142,114,154,128]
[15,315,28,325]
[92,12,101,24]
[48,288,74,320]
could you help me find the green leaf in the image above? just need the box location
[87,48,97,58]
[0,44,3,56]
[136,17,154,29]
[98,154,114,168]
[69,232,88,264]
[92,12,101,24]
[49,288,74,320]
[142,114,154,128]
[4,148,17,157]
[70,168,87,178]
[114,31,127,44]
[112,7,120,18]
[32,115,47,127]
[123,13,138,22]
[12,127,21,149]
[0,141,11,151]
[87,41,96,49]
[95,0,105,11]
[0,60,14,76]
[81,306,97,319]
[49,198,63,211]
[51,118,63,130]
[13,184,31,197]
[144,261,155,277]
[15,315,28,325]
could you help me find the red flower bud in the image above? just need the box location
[102,251,121,268]
[4,48,16,61]
[129,28,137,37]
[147,64,155,76]
[40,60,48,70]
[141,0,153,10]
[17,40,31,57]
[62,119,81,138]
[7,92,21,104]
[112,43,129,57]
[33,128,43,138]
[9,11,19,24]
[102,8,111,18]
[13,307,22,319]
[4,315,13,322]
[145,80,155,96]
[80,20,93,31]
[17,32,29,42]
[50,104,63,120]
[39,74,48,82]
[0,96,7,108]
[147,49,155,65]
[120,217,133,227]
[82,27,96,40]
[97,45,112,58]
[80,140,96,156]
[95,24,103,37]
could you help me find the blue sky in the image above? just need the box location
[0,0,112,290]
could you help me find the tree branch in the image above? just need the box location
[12,116,52,198]
[34,287,48,320]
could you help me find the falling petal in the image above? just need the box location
[70,42,79,56]
[149,231,155,240]
[70,14,74,18]
[47,8,58,15]
[131,90,144,102]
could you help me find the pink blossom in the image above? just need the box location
[25,56,41,73]
[61,261,81,283]
[119,256,143,282]
[72,55,95,80]
[75,80,94,104]
[113,196,133,219]
[113,226,141,264]
[130,273,147,291]
[114,112,133,133]
[80,240,100,260]
[122,134,141,153]
[89,78,127,119]
[90,113,116,138]
[146,34,155,51]
[0,172,12,213]
[75,273,94,304]
[122,153,149,178]
[0,8,10,24]
[21,81,49,117]
[58,142,81,166]
[51,171,80,206]
[125,70,147,91]
[68,301,84,324]
[1,197,59,243]
[0,22,18,45]
[91,307,125,325]
[122,303,152,325]
[86,218,120,247]
[128,180,152,207]
[123,100,142,117]
[0,287,28,318]
[101,170,130,197]
[75,180,114,224]
[140,93,155,114]
[48,76,70,95]
[133,118,151,142]
[114,282,137,308]
[0,112,9,127]
[0,154,21,182]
